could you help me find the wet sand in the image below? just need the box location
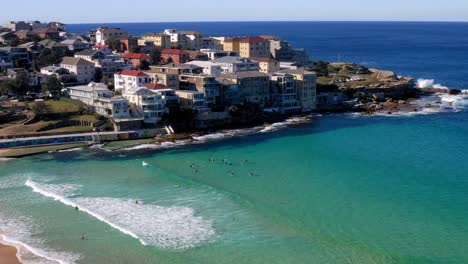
[0,244,21,264]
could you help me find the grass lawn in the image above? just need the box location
[45,126,93,133]
[29,98,85,114]
[103,138,154,150]
[0,142,89,158]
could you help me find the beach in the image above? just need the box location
[0,244,21,264]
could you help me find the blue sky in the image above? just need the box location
[3,0,468,23]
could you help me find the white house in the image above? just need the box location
[185,61,222,76]
[123,87,164,124]
[59,57,95,84]
[212,56,260,73]
[67,82,131,120]
[114,70,151,92]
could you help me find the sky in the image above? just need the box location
[2,0,468,24]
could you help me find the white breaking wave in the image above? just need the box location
[25,180,215,250]
[0,213,80,264]
[56,148,83,153]
[416,78,448,89]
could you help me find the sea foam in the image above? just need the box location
[25,180,215,250]
[0,213,80,264]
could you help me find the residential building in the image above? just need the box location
[270,73,301,113]
[3,21,30,31]
[163,29,202,50]
[120,37,139,53]
[178,31,203,50]
[148,63,203,75]
[152,88,180,113]
[0,50,13,71]
[200,49,238,60]
[279,69,317,111]
[176,90,207,111]
[14,30,37,40]
[201,37,223,50]
[7,68,47,86]
[212,56,259,73]
[33,28,60,40]
[185,61,222,76]
[223,37,242,53]
[218,71,270,106]
[75,49,131,79]
[29,21,48,30]
[239,37,270,58]
[114,70,150,91]
[179,74,221,107]
[0,32,17,45]
[60,39,91,51]
[48,22,67,32]
[38,39,68,57]
[17,42,44,61]
[145,71,179,89]
[161,49,190,64]
[67,82,131,120]
[269,39,310,65]
[40,65,69,75]
[0,47,30,66]
[249,57,280,73]
[121,53,151,68]
[123,87,164,124]
[60,57,95,84]
[74,49,107,62]
[95,27,129,45]
[140,33,171,49]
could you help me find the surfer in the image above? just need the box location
[81,233,86,240]
[135,199,139,204]
[75,206,79,211]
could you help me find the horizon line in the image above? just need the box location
[3,19,468,25]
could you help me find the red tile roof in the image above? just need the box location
[122,53,151,60]
[93,44,108,49]
[144,83,167,90]
[161,49,189,55]
[117,70,149,77]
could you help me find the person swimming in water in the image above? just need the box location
[75,206,79,211]
[81,233,86,240]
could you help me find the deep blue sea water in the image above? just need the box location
[0,22,467,264]
[69,21,468,88]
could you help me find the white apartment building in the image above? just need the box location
[68,82,130,120]
[123,87,164,124]
[114,70,151,91]
[185,61,222,76]
[212,56,260,73]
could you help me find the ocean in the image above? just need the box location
[1,22,468,264]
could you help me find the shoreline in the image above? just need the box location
[0,244,21,264]
[0,91,465,159]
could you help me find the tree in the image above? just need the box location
[105,38,122,52]
[31,101,52,116]
[0,81,12,95]
[138,60,150,71]
[149,48,161,65]
[41,75,62,97]
[32,48,58,71]
[11,72,30,96]
[94,68,103,83]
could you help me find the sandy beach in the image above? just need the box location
[0,244,21,264]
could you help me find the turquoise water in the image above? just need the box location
[1,109,467,263]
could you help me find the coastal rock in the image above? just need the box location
[447,89,461,95]
[398,100,406,104]
[372,93,385,102]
